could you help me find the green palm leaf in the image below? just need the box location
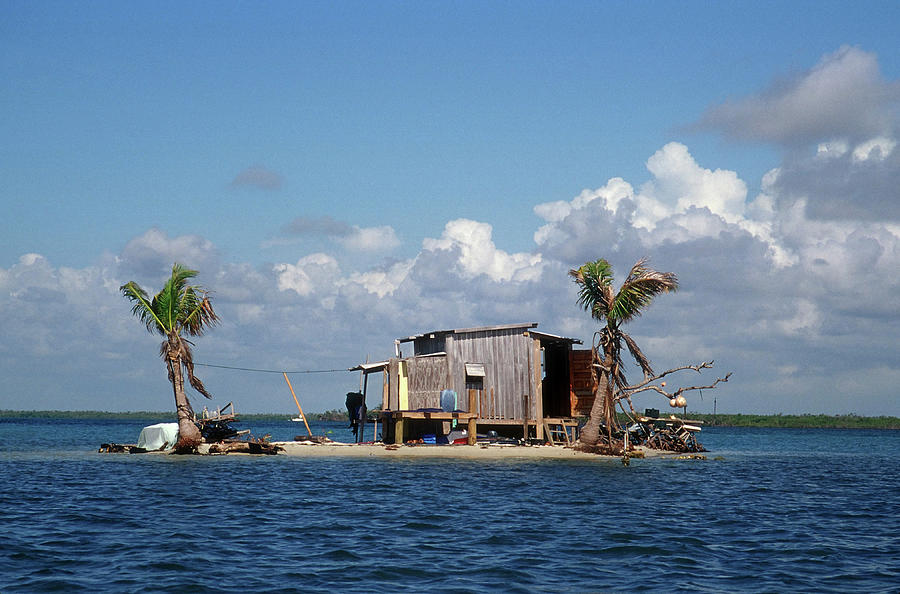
[610,258,678,323]
[569,259,615,322]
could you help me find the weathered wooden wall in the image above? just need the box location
[406,356,448,409]
[441,328,536,421]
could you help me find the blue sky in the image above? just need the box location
[2,1,899,415]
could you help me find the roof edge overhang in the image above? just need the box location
[348,361,390,373]
[527,330,583,346]
[398,322,539,343]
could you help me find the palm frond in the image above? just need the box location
[621,331,653,378]
[179,339,213,399]
[153,263,197,332]
[160,334,213,399]
[610,258,678,323]
[123,262,219,336]
[179,289,219,337]
[569,259,615,322]
[120,281,165,335]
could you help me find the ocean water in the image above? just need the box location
[1,418,898,592]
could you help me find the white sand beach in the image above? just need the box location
[249,441,675,460]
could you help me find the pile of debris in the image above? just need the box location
[99,402,284,455]
[625,410,706,453]
[197,402,282,454]
[197,401,247,441]
[576,411,706,456]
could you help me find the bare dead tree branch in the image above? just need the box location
[670,372,731,398]
[624,371,731,399]
[611,361,730,412]
[626,361,716,391]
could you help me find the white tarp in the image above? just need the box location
[136,422,180,450]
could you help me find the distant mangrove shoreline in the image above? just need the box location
[0,409,349,423]
[684,413,900,430]
[2,410,899,429]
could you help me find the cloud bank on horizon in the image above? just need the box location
[2,45,899,416]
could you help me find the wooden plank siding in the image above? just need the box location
[406,355,448,409]
[435,328,536,420]
[569,349,596,416]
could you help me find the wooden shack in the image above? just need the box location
[352,323,597,444]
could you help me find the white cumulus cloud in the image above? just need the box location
[638,142,748,229]
[273,253,341,302]
[423,219,543,282]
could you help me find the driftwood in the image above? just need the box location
[292,435,333,444]
[207,438,283,455]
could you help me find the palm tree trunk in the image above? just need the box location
[577,374,606,447]
[168,355,202,452]
[576,347,612,448]
[577,351,617,450]
[603,360,617,444]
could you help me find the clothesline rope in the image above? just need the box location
[195,362,349,375]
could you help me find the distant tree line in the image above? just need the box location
[0,408,378,423]
[682,413,900,430]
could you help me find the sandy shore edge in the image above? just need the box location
[204,441,679,460]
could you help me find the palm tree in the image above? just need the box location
[569,258,678,449]
[121,263,219,452]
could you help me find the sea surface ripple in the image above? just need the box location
[1,419,898,592]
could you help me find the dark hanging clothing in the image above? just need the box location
[346,392,366,442]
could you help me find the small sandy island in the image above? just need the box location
[195,441,687,460]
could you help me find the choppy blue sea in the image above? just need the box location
[1,417,898,592]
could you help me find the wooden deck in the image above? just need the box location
[381,410,478,445]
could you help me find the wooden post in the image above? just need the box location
[395,416,404,445]
[382,368,389,411]
[360,368,369,444]
[284,372,312,437]
[467,389,478,446]
[533,339,544,441]
[522,393,529,440]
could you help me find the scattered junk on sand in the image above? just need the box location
[99,402,283,455]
